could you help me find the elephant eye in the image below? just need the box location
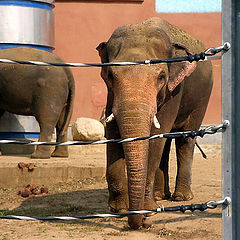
[157,71,166,83]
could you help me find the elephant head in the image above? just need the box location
[97,24,197,229]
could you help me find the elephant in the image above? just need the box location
[0,47,75,159]
[97,17,213,229]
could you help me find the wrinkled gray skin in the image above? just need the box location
[97,17,213,229]
[0,47,75,159]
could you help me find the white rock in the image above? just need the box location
[72,117,105,141]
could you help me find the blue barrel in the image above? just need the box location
[0,0,55,141]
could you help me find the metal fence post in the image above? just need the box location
[222,0,240,239]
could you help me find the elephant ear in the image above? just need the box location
[96,42,109,81]
[168,43,197,92]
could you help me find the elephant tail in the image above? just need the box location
[61,67,75,136]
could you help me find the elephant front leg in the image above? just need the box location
[105,116,129,213]
[107,142,129,213]
[145,112,178,210]
[172,137,195,201]
[144,138,167,211]
[154,138,172,201]
[31,124,54,159]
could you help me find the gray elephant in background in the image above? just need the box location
[0,47,75,159]
[97,17,213,229]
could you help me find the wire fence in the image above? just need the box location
[0,121,230,222]
[0,42,230,68]
[0,43,232,225]
[0,197,231,221]
[0,121,229,146]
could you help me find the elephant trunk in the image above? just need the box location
[114,101,152,229]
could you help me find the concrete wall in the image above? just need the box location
[54,1,221,124]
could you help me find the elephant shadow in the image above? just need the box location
[153,210,221,225]
[1,188,126,230]
[1,187,221,230]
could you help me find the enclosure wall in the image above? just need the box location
[54,1,221,124]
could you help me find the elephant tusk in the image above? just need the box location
[154,115,160,129]
[106,113,115,123]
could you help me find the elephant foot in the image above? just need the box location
[144,197,159,216]
[109,194,129,213]
[128,214,144,230]
[51,147,69,158]
[128,215,153,230]
[31,146,52,159]
[172,190,193,201]
[154,190,171,201]
[31,150,51,159]
[110,207,127,214]
[143,217,153,229]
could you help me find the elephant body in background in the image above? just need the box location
[0,47,75,159]
[97,17,213,229]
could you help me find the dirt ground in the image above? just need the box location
[0,144,222,240]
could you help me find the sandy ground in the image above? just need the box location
[0,144,222,240]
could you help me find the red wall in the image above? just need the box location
[54,1,221,124]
